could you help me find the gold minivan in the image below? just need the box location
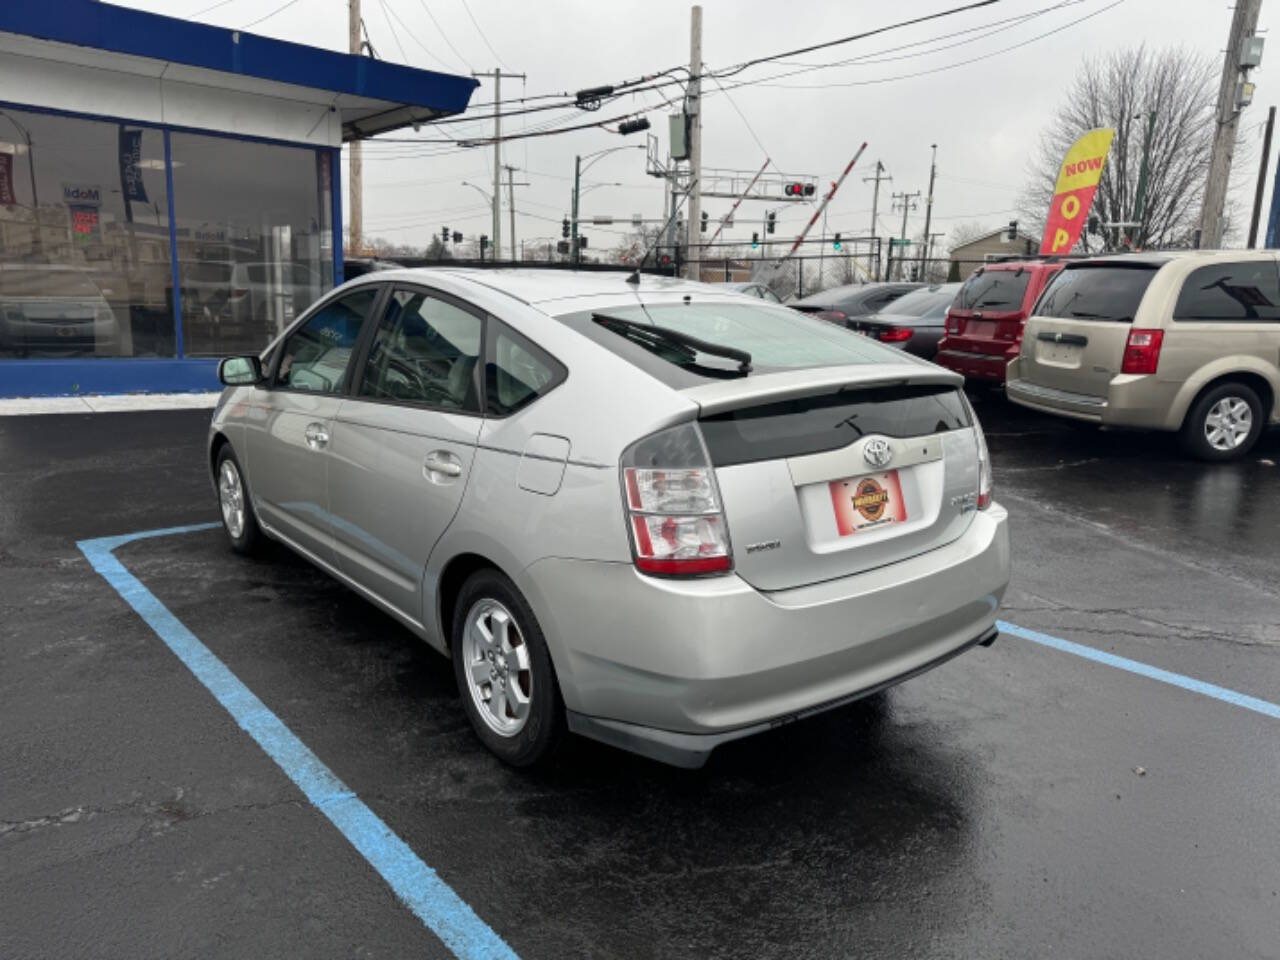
[1006,251,1280,460]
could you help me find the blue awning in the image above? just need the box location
[0,0,478,139]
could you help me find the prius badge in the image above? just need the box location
[863,437,893,469]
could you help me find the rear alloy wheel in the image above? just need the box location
[1180,383,1264,461]
[451,570,563,767]
[215,445,261,554]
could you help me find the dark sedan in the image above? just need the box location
[848,282,962,360]
[790,281,922,325]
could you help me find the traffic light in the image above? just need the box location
[766,211,776,234]
[577,235,588,249]
[562,217,570,238]
[452,231,463,244]
[479,235,489,260]
[1087,215,1100,236]
[1006,220,1018,240]
[783,183,804,197]
[618,117,651,136]
[832,232,842,251]
[751,232,759,249]
[441,225,449,243]
[700,211,709,233]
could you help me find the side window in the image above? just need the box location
[485,321,567,416]
[276,287,378,394]
[762,287,782,303]
[1174,261,1280,322]
[358,288,484,411]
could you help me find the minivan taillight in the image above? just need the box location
[620,423,731,576]
[1121,328,1163,375]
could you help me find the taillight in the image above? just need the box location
[964,394,993,510]
[1121,328,1163,375]
[945,311,960,334]
[620,423,731,576]
[815,309,847,324]
[877,327,913,343]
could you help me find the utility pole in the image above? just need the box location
[890,191,920,280]
[503,165,528,261]
[1199,0,1263,248]
[473,68,527,261]
[684,5,703,280]
[919,145,937,281]
[348,0,363,255]
[863,160,890,280]
[1130,110,1156,247]
[1249,105,1276,247]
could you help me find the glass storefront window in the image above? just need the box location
[170,133,331,356]
[0,108,173,358]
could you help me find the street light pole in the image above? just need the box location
[572,154,581,266]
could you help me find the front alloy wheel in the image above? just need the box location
[462,599,533,737]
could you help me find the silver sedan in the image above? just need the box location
[210,269,1009,768]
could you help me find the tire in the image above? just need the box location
[1179,382,1265,462]
[451,569,564,767]
[214,443,262,554]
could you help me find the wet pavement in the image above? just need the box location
[2,400,1278,959]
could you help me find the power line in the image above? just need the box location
[375,0,412,64]
[380,0,453,69]
[189,0,239,17]
[458,0,504,68]
[241,0,304,30]
[416,0,472,71]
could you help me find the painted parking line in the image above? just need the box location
[78,523,518,960]
[999,620,1280,721]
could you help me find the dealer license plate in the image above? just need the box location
[829,470,907,536]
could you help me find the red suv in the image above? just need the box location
[935,260,1065,383]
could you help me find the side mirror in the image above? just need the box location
[218,355,262,386]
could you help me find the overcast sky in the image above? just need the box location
[121,0,1279,255]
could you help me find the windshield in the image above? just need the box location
[559,301,902,386]
[1035,264,1160,322]
[955,269,1031,311]
[880,286,956,319]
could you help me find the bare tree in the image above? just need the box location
[944,221,991,252]
[1018,47,1230,251]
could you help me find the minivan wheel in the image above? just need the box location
[451,569,564,767]
[215,444,261,554]
[1180,382,1264,461]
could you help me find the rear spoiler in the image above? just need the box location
[678,362,963,416]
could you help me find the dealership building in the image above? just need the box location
[0,0,475,396]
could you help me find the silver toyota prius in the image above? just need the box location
[209,268,1009,768]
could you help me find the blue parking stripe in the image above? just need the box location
[999,620,1280,721]
[79,523,518,960]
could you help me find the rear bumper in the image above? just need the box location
[935,347,1012,383]
[1006,360,1176,429]
[1005,375,1108,422]
[522,504,1010,767]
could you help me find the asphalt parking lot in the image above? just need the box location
[3,398,1279,959]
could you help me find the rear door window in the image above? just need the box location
[1173,261,1280,322]
[358,288,483,411]
[955,270,1031,311]
[1036,264,1161,322]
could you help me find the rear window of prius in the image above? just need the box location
[558,301,904,387]
[1035,263,1163,322]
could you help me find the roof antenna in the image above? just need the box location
[627,178,698,285]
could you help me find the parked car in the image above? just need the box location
[720,280,784,303]
[1006,251,1280,460]
[934,260,1065,383]
[0,263,119,356]
[849,282,962,360]
[210,270,1008,768]
[790,281,923,326]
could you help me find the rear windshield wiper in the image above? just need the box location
[593,313,753,374]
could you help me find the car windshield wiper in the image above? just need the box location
[592,313,753,374]
[1069,310,1133,322]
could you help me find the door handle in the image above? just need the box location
[424,452,463,478]
[304,422,330,450]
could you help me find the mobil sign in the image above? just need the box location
[1040,127,1114,255]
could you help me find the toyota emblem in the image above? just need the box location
[863,437,893,468]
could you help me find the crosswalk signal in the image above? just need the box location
[766,211,776,234]
[751,232,759,249]
[833,232,842,251]
[700,211,709,233]
[562,217,570,238]
[452,230,463,244]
